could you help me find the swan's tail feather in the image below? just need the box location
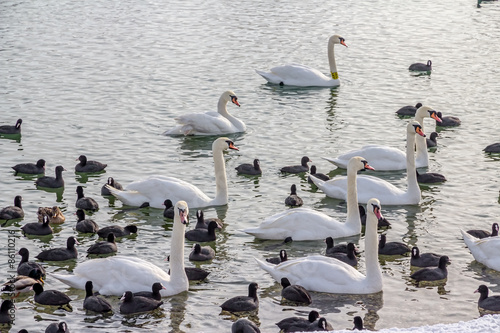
[322,156,343,168]
[104,185,148,207]
[255,69,281,84]
[461,229,477,248]
[52,273,87,290]
[254,257,275,275]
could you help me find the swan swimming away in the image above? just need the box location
[255,198,384,294]
[242,156,373,240]
[461,229,500,271]
[52,201,190,296]
[163,91,245,136]
[256,34,347,87]
[105,137,238,208]
[311,121,425,205]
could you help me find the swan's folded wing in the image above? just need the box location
[175,112,233,134]
[462,229,500,270]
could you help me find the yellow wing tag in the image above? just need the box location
[331,72,339,80]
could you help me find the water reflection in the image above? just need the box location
[168,291,188,333]
[35,186,65,202]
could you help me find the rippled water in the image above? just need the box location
[1,0,500,332]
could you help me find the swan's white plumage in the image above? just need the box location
[242,156,371,240]
[106,137,237,209]
[163,91,245,136]
[52,201,190,296]
[255,198,383,294]
[323,106,438,171]
[311,121,424,205]
[461,229,500,271]
[256,34,347,87]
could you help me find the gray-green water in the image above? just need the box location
[1,0,500,332]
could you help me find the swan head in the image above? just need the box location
[408,120,426,137]
[213,137,239,151]
[174,200,189,225]
[349,156,375,172]
[367,198,383,221]
[329,34,348,47]
[415,105,442,123]
[222,90,240,107]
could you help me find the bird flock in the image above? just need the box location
[2,31,500,333]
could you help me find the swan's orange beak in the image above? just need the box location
[415,126,426,137]
[228,142,239,151]
[364,163,375,171]
[430,111,442,123]
[341,40,348,47]
[231,96,240,107]
[178,209,188,225]
[373,205,383,220]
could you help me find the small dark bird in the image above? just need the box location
[0,118,22,135]
[325,237,359,255]
[235,158,262,175]
[45,322,70,333]
[87,233,117,255]
[75,155,107,173]
[266,249,288,265]
[276,310,320,332]
[467,223,499,239]
[189,243,215,261]
[327,242,358,266]
[396,103,423,117]
[12,159,45,175]
[281,277,312,305]
[0,195,24,220]
[35,165,65,188]
[280,156,311,174]
[426,132,439,148]
[185,220,218,242]
[410,247,443,268]
[163,199,174,219]
[307,317,332,332]
[308,165,330,184]
[416,170,447,184]
[120,290,163,314]
[353,316,365,330]
[285,184,303,207]
[36,236,79,261]
[194,210,223,230]
[21,215,53,236]
[436,111,461,127]
[133,282,166,301]
[409,60,432,71]
[232,318,261,333]
[101,177,123,195]
[475,284,500,312]
[263,236,293,251]
[167,255,211,281]
[0,300,15,324]
[98,224,137,238]
[359,205,391,227]
[220,282,259,312]
[33,283,71,306]
[410,256,450,282]
[83,281,112,313]
[484,143,500,153]
[76,186,99,210]
[378,234,410,255]
[75,209,99,233]
[17,247,46,277]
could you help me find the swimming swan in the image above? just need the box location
[461,229,500,271]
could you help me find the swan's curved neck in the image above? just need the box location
[365,212,382,283]
[328,39,339,80]
[213,147,229,205]
[217,96,230,116]
[169,218,187,283]
[406,130,420,196]
[345,164,361,231]
[414,115,429,164]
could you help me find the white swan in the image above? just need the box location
[255,198,384,294]
[323,106,438,170]
[241,157,374,240]
[163,91,245,136]
[461,229,500,271]
[53,201,189,296]
[105,137,238,208]
[310,121,425,205]
[255,34,347,87]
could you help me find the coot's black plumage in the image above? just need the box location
[75,155,107,173]
[83,281,112,313]
[426,132,439,148]
[119,291,163,314]
[378,234,410,255]
[45,322,70,333]
[410,256,450,282]
[220,282,259,312]
[410,247,442,268]
[266,249,288,265]
[87,233,117,255]
[416,170,447,184]
[467,223,499,239]
[353,316,365,330]
[189,243,215,261]
[98,224,137,238]
[12,159,45,175]
[409,60,432,71]
[133,282,165,301]
[36,236,79,261]
[75,209,99,233]
[307,165,330,184]
[33,283,71,306]
[475,285,500,312]
[396,103,423,117]
[276,310,320,332]
[163,199,174,219]
[359,205,391,227]
[76,186,99,210]
[0,118,22,134]
[484,143,500,153]
[280,277,312,305]
[232,318,261,333]
[0,195,24,220]
[285,184,303,207]
[436,111,461,127]
[327,242,358,266]
[185,220,218,242]
[325,237,351,255]
[35,165,65,188]
[0,300,15,324]
[235,158,262,175]
[21,215,53,236]
[17,247,46,277]
[280,156,311,174]
[101,177,123,195]
[194,210,223,230]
